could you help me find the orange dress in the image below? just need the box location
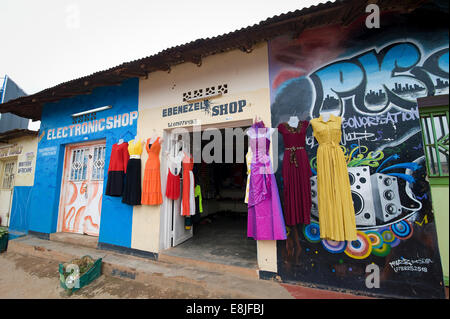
[181,154,194,216]
[141,137,163,205]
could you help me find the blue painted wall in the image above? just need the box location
[28,78,139,248]
[9,186,33,234]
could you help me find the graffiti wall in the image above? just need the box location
[269,5,448,298]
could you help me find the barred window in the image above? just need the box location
[419,105,449,180]
[1,161,16,189]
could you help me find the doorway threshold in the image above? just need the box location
[49,232,98,249]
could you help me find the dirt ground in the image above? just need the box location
[0,252,234,299]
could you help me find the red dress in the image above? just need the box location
[105,142,129,196]
[277,121,312,226]
[166,170,180,200]
[181,154,194,216]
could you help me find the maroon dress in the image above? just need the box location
[277,121,312,226]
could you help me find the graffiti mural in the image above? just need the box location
[269,7,448,298]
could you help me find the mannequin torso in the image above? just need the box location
[287,116,299,128]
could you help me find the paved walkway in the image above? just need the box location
[1,235,373,299]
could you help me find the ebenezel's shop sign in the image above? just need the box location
[162,99,247,118]
[46,111,138,141]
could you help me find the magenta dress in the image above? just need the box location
[247,121,287,241]
[277,121,312,226]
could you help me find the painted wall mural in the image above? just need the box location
[269,6,448,298]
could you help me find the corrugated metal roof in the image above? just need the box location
[0,128,39,143]
[0,0,431,120]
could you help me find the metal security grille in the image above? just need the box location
[420,107,449,178]
[69,148,89,181]
[2,161,15,189]
[91,145,106,180]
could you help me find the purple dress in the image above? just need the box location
[247,122,287,241]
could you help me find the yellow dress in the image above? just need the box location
[310,114,357,241]
[128,139,143,156]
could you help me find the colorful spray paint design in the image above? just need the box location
[272,40,448,260]
[303,143,422,260]
[269,14,448,296]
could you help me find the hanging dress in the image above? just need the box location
[310,114,357,241]
[165,151,183,200]
[141,137,163,205]
[244,147,253,204]
[122,139,143,205]
[277,121,312,226]
[105,142,129,196]
[247,121,287,241]
[181,153,195,216]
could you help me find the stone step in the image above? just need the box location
[6,236,292,299]
[49,232,98,249]
[158,252,259,280]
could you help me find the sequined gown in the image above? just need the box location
[247,122,287,240]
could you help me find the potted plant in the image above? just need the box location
[0,227,8,253]
[59,255,102,295]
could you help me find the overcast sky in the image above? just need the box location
[0,0,325,129]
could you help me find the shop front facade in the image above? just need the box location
[26,78,140,250]
[4,0,448,299]
[0,130,38,232]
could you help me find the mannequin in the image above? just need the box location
[149,129,162,144]
[320,110,339,122]
[287,116,299,128]
[248,117,275,138]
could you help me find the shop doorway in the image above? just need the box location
[160,120,257,269]
[57,140,106,237]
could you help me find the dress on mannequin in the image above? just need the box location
[247,121,287,240]
[122,139,143,205]
[141,137,163,205]
[165,149,183,200]
[310,114,357,241]
[105,141,129,196]
[278,118,312,226]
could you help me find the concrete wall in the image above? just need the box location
[135,42,278,272]
[10,135,38,186]
[0,135,37,228]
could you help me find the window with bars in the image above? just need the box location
[69,148,89,181]
[1,161,16,189]
[419,104,449,184]
[91,146,106,181]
